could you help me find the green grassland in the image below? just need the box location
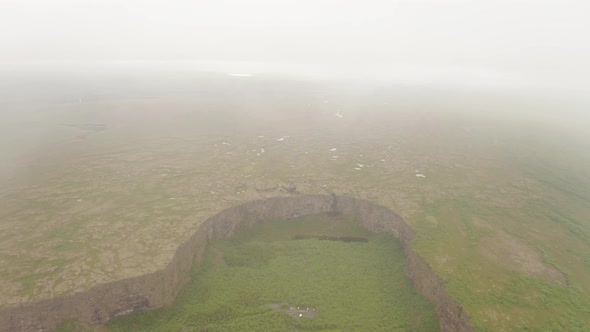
[410,126,590,331]
[105,214,439,331]
[2,73,590,330]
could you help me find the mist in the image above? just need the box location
[3,2,590,331]
[1,0,589,94]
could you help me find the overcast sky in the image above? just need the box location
[1,0,589,90]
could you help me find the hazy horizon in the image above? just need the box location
[1,0,590,94]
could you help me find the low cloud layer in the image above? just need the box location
[1,0,589,91]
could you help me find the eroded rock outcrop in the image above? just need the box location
[0,194,472,332]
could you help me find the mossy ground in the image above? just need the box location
[4,75,590,330]
[105,214,439,331]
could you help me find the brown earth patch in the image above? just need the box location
[472,217,493,230]
[426,215,438,225]
[479,230,566,285]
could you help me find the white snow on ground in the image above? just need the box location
[353,167,362,171]
[330,148,337,151]
[357,163,364,168]
[260,148,265,154]
[334,112,343,118]
[415,169,426,178]
[229,73,252,77]
[257,135,265,138]
[276,137,285,142]
[221,141,230,145]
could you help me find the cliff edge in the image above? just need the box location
[0,194,472,332]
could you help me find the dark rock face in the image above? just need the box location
[0,195,473,332]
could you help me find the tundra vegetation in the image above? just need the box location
[101,214,439,331]
[1,71,589,331]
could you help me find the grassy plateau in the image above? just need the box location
[2,71,590,331]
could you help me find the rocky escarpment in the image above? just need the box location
[0,194,472,332]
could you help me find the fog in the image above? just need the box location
[1,0,589,93]
[1,0,589,183]
[3,3,590,329]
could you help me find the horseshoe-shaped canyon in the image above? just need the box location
[0,194,473,332]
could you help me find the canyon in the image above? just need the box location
[0,194,472,332]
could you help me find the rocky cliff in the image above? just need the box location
[0,194,472,332]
